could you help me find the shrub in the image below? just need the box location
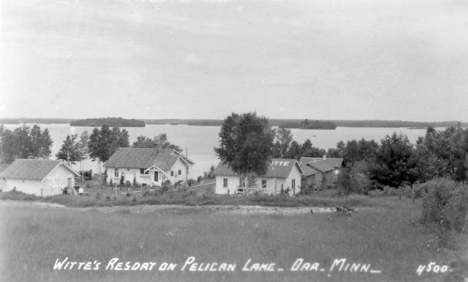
[383,186,398,196]
[109,179,114,187]
[125,180,131,187]
[420,178,468,247]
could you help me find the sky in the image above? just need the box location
[1,0,468,122]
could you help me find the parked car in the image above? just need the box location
[78,170,93,180]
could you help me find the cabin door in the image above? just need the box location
[68,178,72,188]
[154,171,159,182]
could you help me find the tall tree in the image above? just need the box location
[56,134,80,166]
[29,125,43,158]
[285,140,302,160]
[1,129,17,164]
[40,129,53,158]
[368,133,418,188]
[273,127,293,158]
[89,125,129,163]
[76,131,90,173]
[14,124,32,159]
[214,112,275,188]
[0,124,53,164]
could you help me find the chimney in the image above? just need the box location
[323,154,326,160]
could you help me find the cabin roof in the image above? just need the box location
[104,148,194,171]
[299,157,343,175]
[0,159,79,181]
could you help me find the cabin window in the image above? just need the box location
[114,169,119,177]
[178,169,181,175]
[223,178,228,188]
[292,179,296,189]
[140,168,148,175]
[262,180,267,188]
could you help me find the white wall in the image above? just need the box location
[215,176,290,196]
[285,165,302,195]
[214,165,303,196]
[215,175,241,195]
[1,165,76,197]
[106,158,193,187]
[1,179,42,196]
[42,165,76,196]
[166,158,192,184]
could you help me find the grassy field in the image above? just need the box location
[1,197,467,282]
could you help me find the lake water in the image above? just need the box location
[3,124,437,178]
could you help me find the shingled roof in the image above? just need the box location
[306,157,344,169]
[214,159,304,179]
[298,158,320,176]
[0,159,78,181]
[299,157,344,175]
[104,148,194,171]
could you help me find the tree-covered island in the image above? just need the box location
[70,118,145,127]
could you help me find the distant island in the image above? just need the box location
[70,118,145,127]
[276,119,337,130]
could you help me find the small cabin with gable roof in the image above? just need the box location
[213,159,304,195]
[104,148,195,187]
[0,159,80,196]
[299,156,344,189]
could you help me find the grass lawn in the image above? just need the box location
[1,197,467,282]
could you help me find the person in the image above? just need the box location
[78,187,84,196]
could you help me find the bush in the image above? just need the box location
[420,178,468,247]
[382,186,398,196]
[125,180,131,187]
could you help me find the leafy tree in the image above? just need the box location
[1,128,17,164]
[327,141,345,158]
[343,140,359,165]
[15,124,32,159]
[40,129,53,158]
[415,126,468,182]
[77,131,90,162]
[301,139,327,158]
[89,125,129,163]
[0,124,53,164]
[132,133,182,152]
[357,138,379,161]
[301,139,313,155]
[368,133,419,188]
[272,127,293,158]
[133,136,155,148]
[214,112,275,188]
[30,125,43,158]
[285,140,302,159]
[56,134,80,165]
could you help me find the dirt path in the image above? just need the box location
[0,200,379,215]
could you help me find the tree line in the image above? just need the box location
[0,124,181,168]
[0,124,53,164]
